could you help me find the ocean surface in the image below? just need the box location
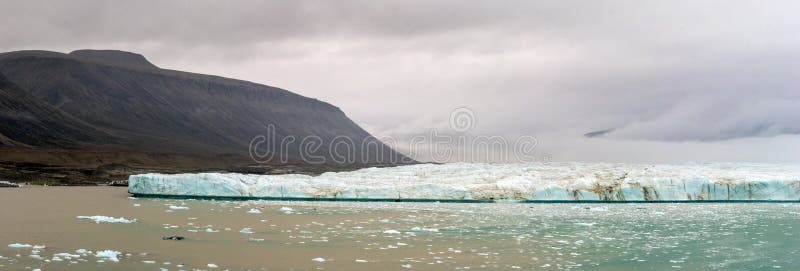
[1,186,798,270]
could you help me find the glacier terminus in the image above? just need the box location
[128,163,800,202]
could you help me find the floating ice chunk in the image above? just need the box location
[402,264,413,268]
[574,222,596,226]
[205,228,219,233]
[53,252,80,259]
[355,259,368,263]
[7,243,33,248]
[94,250,121,262]
[239,228,254,234]
[248,238,265,242]
[168,205,189,210]
[383,230,401,234]
[77,215,137,223]
[246,208,262,214]
[311,257,326,262]
[279,207,294,214]
[207,263,218,268]
[410,227,439,232]
[75,249,91,255]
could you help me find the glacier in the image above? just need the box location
[128,163,800,202]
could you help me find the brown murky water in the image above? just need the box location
[1,187,798,270]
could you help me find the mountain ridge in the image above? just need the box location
[0,49,411,169]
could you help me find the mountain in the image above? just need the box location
[0,72,115,148]
[0,49,411,170]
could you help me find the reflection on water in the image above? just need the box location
[0,187,797,270]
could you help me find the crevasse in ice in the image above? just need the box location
[128,163,800,201]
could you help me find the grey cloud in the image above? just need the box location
[1,0,799,162]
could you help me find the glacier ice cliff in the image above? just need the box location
[129,163,800,202]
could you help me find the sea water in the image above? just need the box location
[0,186,797,270]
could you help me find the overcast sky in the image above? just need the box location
[2,0,799,163]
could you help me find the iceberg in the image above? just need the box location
[94,250,121,262]
[76,215,137,223]
[128,163,800,202]
[7,243,33,248]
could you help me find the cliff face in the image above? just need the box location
[0,50,409,165]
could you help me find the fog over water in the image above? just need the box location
[2,1,799,162]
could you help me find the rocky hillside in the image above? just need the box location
[0,50,410,184]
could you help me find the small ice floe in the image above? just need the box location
[279,207,294,214]
[355,259,368,263]
[53,252,81,260]
[7,243,33,248]
[574,222,596,226]
[0,180,21,187]
[133,204,141,207]
[410,227,439,232]
[246,208,262,214]
[8,243,44,250]
[248,238,265,242]
[169,205,189,210]
[207,263,219,268]
[383,230,401,234]
[239,228,254,234]
[75,249,91,255]
[142,260,156,264]
[311,257,326,262]
[402,264,413,268]
[94,250,121,262]
[77,215,137,223]
[205,228,219,233]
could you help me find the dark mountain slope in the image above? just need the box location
[0,72,115,148]
[0,50,409,165]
